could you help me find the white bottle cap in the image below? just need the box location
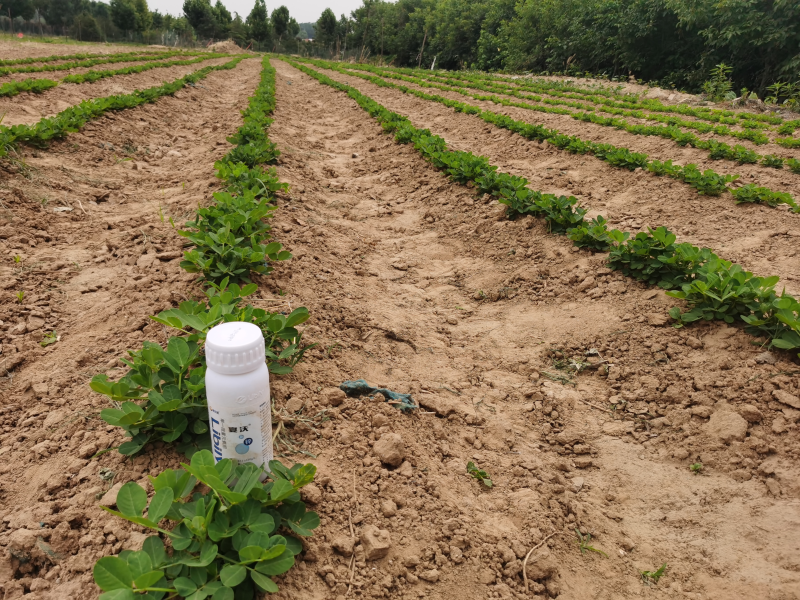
[205,322,266,375]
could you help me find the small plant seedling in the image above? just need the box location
[466,461,493,487]
[15,291,24,303]
[690,462,703,474]
[641,563,667,584]
[40,331,59,347]
[13,255,21,263]
[575,529,608,557]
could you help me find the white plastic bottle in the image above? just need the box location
[205,321,272,475]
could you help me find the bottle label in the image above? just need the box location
[209,399,272,469]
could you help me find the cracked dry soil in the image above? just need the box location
[0,51,798,600]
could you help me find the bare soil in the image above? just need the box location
[0,48,798,600]
[309,65,800,294]
[0,41,164,62]
[0,56,238,127]
[0,56,216,85]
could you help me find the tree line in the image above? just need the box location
[1,0,308,49]
[310,0,800,94]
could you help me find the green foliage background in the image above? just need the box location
[319,0,800,94]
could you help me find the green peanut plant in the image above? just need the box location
[0,57,246,158]
[286,58,800,358]
[178,188,291,284]
[93,451,318,599]
[301,57,796,208]
[91,281,311,456]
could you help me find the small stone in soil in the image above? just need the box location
[332,535,355,557]
[360,525,391,560]
[373,432,405,467]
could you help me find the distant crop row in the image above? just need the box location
[0,49,203,77]
[342,64,800,174]
[0,49,164,67]
[287,57,800,358]
[421,69,775,142]
[441,69,800,132]
[373,66,800,143]
[0,57,245,158]
[86,57,319,600]
[299,58,798,212]
[0,54,230,98]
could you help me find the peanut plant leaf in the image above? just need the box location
[116,482,147,518]
[93,557,133,591]
[147,488,174,524]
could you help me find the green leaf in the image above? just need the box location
[178,542,218,567]
[250,571,279,593]
[147,487,174,523]
[142,536,166,567]
[173,576,198,596]
[211,586,235,600]
[238,545,264,562]
[247,513,275,534]
[123,551,152,579]
[116,483,148,518]
[254,548,294,575]
[132,570,164,590]
[269,479,294,502]
[94,557,134,591]
[220,564,247,587]
[99,590,136,600]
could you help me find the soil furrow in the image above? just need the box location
[0,48,797,600]
[0,55,214,85]
[0,56,262,598]
[253,58,800,600]
[307,64,800,293]
[359,68,800,162]
[0,56,235,127]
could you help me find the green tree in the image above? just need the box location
[288,16,300,38]
[272,5,290,42]
[246,0,272,45]
[230,12,247,44]
[212,0,232,36]
[315,7,338,46]
[133,0,151,31]
[73,11,102,40]
[5,0,36,21]
[109,0,137,32]
[183,0,216,37]
[150,8,164,28]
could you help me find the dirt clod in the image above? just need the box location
[373,432,405,466]
[707,410,748,443]
[360,525,391,560]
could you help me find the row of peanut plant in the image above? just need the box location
[286,57,800,358]
[0,57,246,159]
[342,64,800,170]
[0,49,202,76]
[0,48,165,67]
[427,68,800,138]
[297,57,799,212]
[1,54,231,98]
[86,57,320,600]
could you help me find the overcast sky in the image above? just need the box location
[143,0,365,23]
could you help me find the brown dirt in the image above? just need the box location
[0,41,164,62]
[207,40,247,54]
[0,45,798,600]
[0,56,237,127]
[0,56,217,85]
[307,64,800,294]
[399,71,796,153]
